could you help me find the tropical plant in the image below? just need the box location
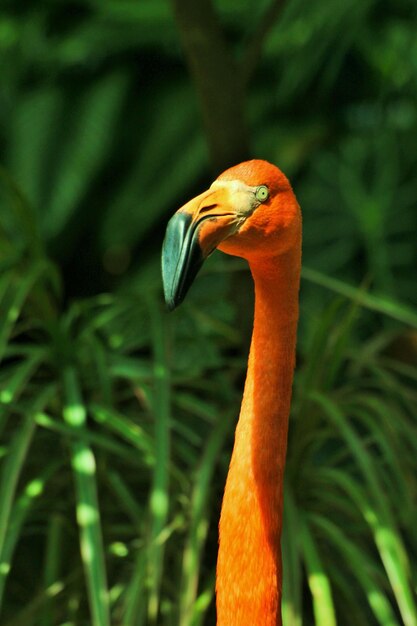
[283,299,417,626]
[1,0,416,624]
[1,172,417,625]
[2,0,416,306]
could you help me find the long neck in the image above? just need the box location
[216,246,300,626]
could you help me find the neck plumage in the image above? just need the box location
[216,245,301,626]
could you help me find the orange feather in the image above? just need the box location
[217,161,301,625]
[162,160,301,624]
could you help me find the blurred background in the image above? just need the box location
[0,0,416,625]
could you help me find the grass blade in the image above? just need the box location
[299,514,337,626]
[282,484,302,626]
[35,411,140,465]
[0,415,37,587]
[122,541,147,626]
[0,349,45,405]
[63,367,110,626]
[90,404,155,466]
[179,411,231,626]
[302,267,417,328]
[42,513,65,626]
[0,261,48,362]
[146,299,171,623]
[0,465,58,611]
[106,470,143,526]
[312,392,417,626]
[310,513,400,626]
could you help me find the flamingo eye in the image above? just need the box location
[255,185,269,202]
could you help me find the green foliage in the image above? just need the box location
[284,300,417,626]
[0,173,240,625]
[2,0,416,301]
[0,0,416,624]
[1,172,417,625]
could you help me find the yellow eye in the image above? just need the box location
[255,185,269,202]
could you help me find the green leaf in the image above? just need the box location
[310,513,400,626]
[35,411,141,465]
[299,514,337,626]
[146,299,171,623]
[63,367,110,626]
[45,72,129,238]
[302,267,417,328]
[42,513,66,626]
[0,261,48,362]
[89,404,155,466]
[282,484,302,626]
[179,410,231,625]
[99,80,206,250]
[0,385,55,612]
[0,415,36,605]
[308,385,417,626]
[0,348,45,405]
[106,470,143,526]
[0,166,43,258]
[0,464,58,611]
[7,87,64,213]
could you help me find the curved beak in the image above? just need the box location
[162,187,238,311]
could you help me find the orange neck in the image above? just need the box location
[216,246,301,626]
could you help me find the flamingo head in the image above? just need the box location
[162,159,301,311]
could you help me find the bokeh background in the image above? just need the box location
[1,1,417,625]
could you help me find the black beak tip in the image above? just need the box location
[164,295,178,313]
[161,211,205,313]
[162,271,186,311]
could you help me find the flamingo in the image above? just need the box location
[162,160,301,626]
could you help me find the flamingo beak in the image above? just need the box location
[162,187,238,311]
